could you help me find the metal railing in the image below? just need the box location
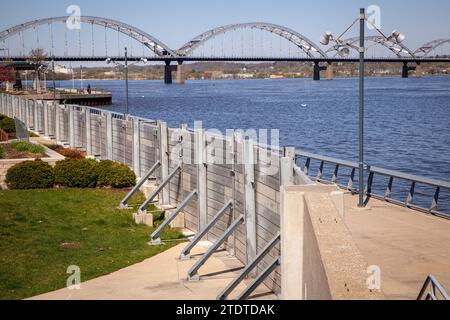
[417,275,449,300]
[296,151,450,219]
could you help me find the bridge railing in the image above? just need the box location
[296,150,450,219]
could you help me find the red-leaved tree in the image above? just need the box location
[0,67,14,84]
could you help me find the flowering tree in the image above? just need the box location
[0,67,14,84]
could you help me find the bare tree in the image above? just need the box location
[27,48,48,94]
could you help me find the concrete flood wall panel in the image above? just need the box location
[111,118,133,167]
[139,122,159,179]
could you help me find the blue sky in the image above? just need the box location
[0,0,449,50]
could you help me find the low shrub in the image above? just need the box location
[0,145,4,159]
[95,160,136,188]
[6,159,54,190]
[0,117,15,134]
[10,141,45,154]
[54,159,98,188]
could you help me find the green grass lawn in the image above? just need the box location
[0,188,184,300]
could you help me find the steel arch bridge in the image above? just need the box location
[326,36,416,58]
[176,22,328,59]
[0,16,176,57]
[414,39,450,57]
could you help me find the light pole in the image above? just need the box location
[358,8,365,208]
[106,49,147,116]
[124,47,129,115]
[52,57,56,102]
[320,8,406,207]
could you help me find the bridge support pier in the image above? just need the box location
[176,61,185,85]
[326,63,334,80]
[313,61,328,81]
[416,63,422,78]
[402,62,422,79]
[164,60,172,84]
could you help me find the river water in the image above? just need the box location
[59,76,450,213]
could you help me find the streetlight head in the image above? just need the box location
[320,32,332,46]
[391,30,406,43]
[338,46,350,57]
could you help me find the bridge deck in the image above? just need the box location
[344,193,450,300]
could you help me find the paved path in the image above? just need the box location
[344,194,450,300]
[30,242,276,300]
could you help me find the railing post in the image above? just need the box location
[132,117,141,176]
[196,128,208,230]
[158,121,170,205]
[243,138,257,265]
[105,111,113,159]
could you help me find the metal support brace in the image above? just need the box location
[180,200,233,260]
[187,215,244,281]
[243,139,256,264]
[118,161,161,209]
[55,103,61,142]
[150,189,198,245]
[69,105,75,148]
[85,108,92,155]
[33,101,38,133]
[132,118,141,175]
[105,112,113,159]
[43,102,49,137]
[138,165,182,214]
[158,121,170,205]
[236,257,280,301]
[217,232,280,300]
[196,129,208,229]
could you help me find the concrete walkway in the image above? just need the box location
[344,194,450,300]
[30,241,276,300]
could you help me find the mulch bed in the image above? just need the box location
[0,144,47,159]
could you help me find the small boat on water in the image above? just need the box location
[301,103,308,108]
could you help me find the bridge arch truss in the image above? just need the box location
[177,22,328,59]
[0,16,176,57]
[414,39,450,57]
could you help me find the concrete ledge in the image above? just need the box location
[281,185,384,300]
[133,212,153,227]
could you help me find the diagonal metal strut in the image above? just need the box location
[217,232,280,300]
[138,164,181,213]
[150,189,198,245]
[236,257,280,301]
[118,161,161,209]
[179,200,233,260]
[187,215,244,281]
